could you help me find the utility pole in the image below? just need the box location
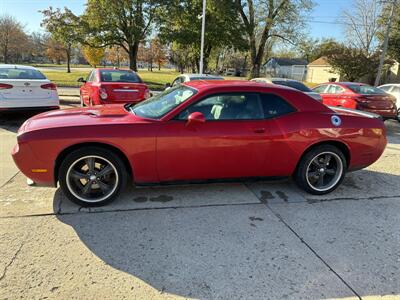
[199,0,206,74]
[375,0,397,86]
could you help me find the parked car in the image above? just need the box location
[251,77,322,101]
[312,82,397,120]
[224,68,237,76]
[78,68,150,106]
[165,73,224,89]
[13,80,386,206]
[0,64,59,111]
[378,83,400,121]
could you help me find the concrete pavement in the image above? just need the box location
[0,112,399,299]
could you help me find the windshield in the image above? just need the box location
[0,67,46,80]
[272,80,312,92]
[100,70,142,83]
[347,84,386,95]
[130,85,196,119]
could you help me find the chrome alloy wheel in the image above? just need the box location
[66,155,119,203]
[305,151,343,192]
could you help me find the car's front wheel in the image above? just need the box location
[294,145,346,195]
[59,147,127,206]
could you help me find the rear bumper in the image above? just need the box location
[359,107,397,119]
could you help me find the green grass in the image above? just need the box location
[43,70,90,88]
[42,68,180,90]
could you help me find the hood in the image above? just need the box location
[19,104,144,133]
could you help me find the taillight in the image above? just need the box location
[144,88,150,99]
[99,86,108,100]
[41,83,57,90]
[0,83,13,89]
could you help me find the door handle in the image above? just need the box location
[253,128,265,133]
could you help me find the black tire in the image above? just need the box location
[59,147,127,206]
[294,145,347,195]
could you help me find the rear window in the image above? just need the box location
[260,93,296,119]
[272,80,312,92]
[100,70,142,83]
[0,68,46,80]
[347,84,386,95]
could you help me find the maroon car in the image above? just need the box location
[312,82,397,120]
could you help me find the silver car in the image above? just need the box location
[251,77,322,101]
[166,73,224,89]
[378,83,400,120]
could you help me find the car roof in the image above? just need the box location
[270,78,302,83]
[183,73,224,79]
[379,83,400,87]
[0,64,38,70]
[96,68,135,72]
[183,79,290,90]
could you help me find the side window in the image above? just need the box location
[379,86,390,92]
[392,86,400,94]
[261,93,295,119]
[177,93,264,121]
[313,85,328,93]
[325,85,344,94]
[172,77,182,86]
[87,71,95,82]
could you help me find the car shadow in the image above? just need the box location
[0,111,38,133]
[53,168,400,298]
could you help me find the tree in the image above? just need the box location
[82,0,168,71]
[44,37,67,65]
[160,0,247,72]
[325,43,392,83]
[0,15,29,63]
[342,0,381,56]
[235,0,313,78]
[381,3,400,62]
[297,38,339,62]
[82,45,105,67]
[152,38,167,70]
[106,46,128,67]
[41,7,81,72]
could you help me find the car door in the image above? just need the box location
[81,71,95,105]
[156,92,270,182]
[320,84,348,107]
[313,84,329,102]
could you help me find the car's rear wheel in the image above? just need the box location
[59,147,127,206]
[294,145,346,195]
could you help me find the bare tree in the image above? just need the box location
[235,0,313,78]
[0,15,29,63]
[342,0,382,56]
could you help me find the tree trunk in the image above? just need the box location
[128,43,139,71]
[66,45,71,73]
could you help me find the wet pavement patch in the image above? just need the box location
[259,191,275,203]
[133,196,148,203]
[149,195,174,203]
[276,191,289,202]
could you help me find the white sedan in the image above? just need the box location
[0,64,59,111]
[378,83,400,120]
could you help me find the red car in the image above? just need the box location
[78,68,150,106]
[12,81,387,206]
[312,82,397,120]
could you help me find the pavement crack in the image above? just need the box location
[0,171,20,189]
[244,183,362,299]
[0,240,24,282]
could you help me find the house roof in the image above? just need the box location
[266,57,308,66]
[308,57,330,66]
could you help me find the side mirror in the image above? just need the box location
[186,112,206,126]
[77,77,86,83]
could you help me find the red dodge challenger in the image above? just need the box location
[78,68,150,106]
[12,81,387,206]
